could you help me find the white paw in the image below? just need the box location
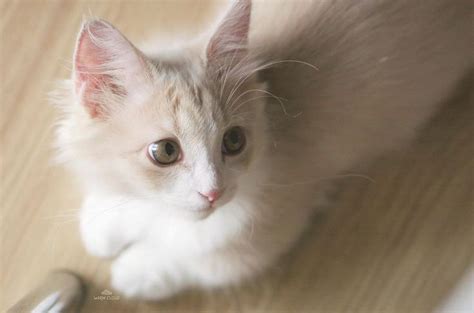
[80,203,129,258]
[81,230,125,258]
[110,245,184,300]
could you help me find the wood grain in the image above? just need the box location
[1,1,472,312]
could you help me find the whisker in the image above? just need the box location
[81,197,136,224]
[260,173,376,187]
[236,88,290,116]
[219,50,241,101]
[223,58,318,115]
[231,95,272,113]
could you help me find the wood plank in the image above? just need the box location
[1,1,472,312]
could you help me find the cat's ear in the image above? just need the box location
[206,0,251,69]
[73,19,151,118]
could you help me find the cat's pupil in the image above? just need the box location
[230,131,240,144]
[165,142,175,156]
[147,140,180,166]
[222,126,245,155]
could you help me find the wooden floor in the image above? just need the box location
[1,1,472,312]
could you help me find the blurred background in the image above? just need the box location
[1,1,472,312]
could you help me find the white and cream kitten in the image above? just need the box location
[54,0,470,299]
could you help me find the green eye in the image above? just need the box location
[148,139,180,165]
[222,127,246,155]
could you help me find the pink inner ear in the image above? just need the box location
[74,21,125,118]
[207,0,251,63]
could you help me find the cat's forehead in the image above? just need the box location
[150,72,225,138]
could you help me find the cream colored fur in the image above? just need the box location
[53,0,471,299]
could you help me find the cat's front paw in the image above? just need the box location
[81,229,125,259]
[110,244,184,300]
[80,214,126,258]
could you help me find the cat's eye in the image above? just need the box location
[147,139,181,165]
[222,127,246,155]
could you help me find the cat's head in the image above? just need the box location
[57,0,267,219]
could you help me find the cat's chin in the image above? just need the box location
[183,206,216,221]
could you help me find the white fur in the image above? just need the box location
[53,0,470,300]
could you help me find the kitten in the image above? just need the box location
[54,0,470,299]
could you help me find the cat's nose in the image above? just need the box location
[199,189,222,204]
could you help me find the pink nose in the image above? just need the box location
[199,189,221,203]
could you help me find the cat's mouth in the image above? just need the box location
[185,189,235,220]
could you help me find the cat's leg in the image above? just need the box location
[110,240,288,300]
[110,242,191,300]
[111,241,277,299]
[79,195,148,258]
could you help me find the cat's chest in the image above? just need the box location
[138,197,253,254]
